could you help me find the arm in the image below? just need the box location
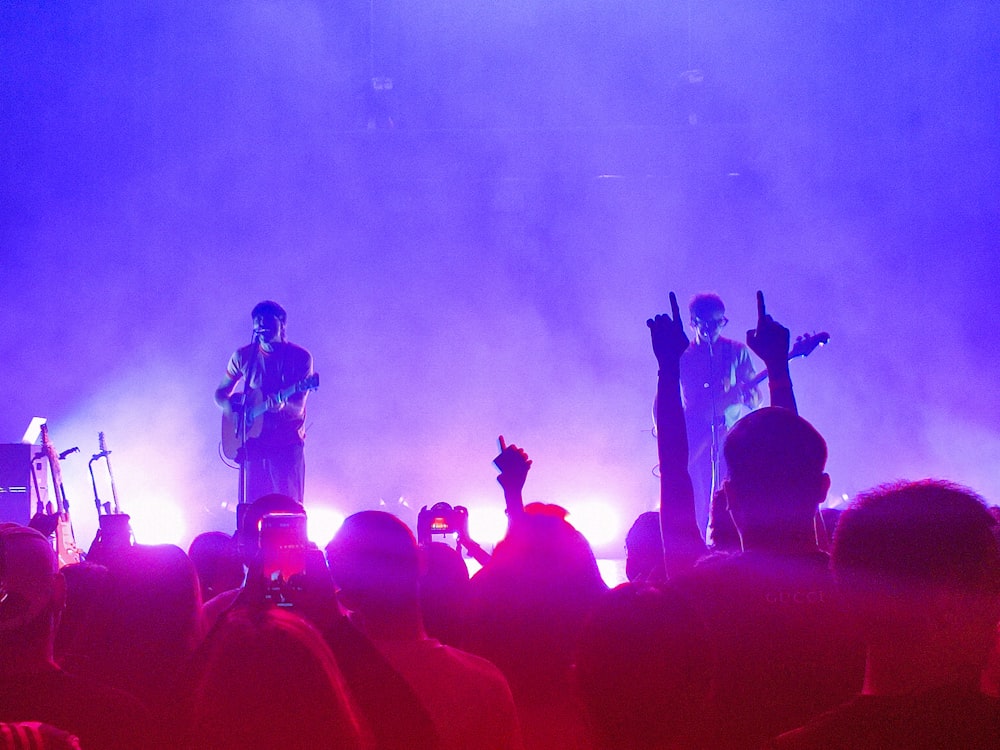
[269,350,314,419]
[746,291,797,414]
[215,351,244,419]
[648,292,706,574]
[493,435,530,523]
[215,374,239,409]
[454,504,493,565]
[457,532,493,567]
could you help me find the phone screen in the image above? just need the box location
[259,512,308,582]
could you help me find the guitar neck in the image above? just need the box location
[246,381,304,421]
[748,334,828,389]
[40,425,67,513]
[748,368,771,389]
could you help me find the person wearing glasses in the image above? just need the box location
[680,293,761,544]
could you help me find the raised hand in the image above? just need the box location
[746,290,790,366]
[646,291,690,372]
[493,435,532,495]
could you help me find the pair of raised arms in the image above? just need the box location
[647,290,792,373]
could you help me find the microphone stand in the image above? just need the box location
[706,336,722,502]
[704,332,724,547]
[238,331,263,507]
[235,331,263,550]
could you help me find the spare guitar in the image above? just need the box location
[221,372,320,461]
[40,423,83,567]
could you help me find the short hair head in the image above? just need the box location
[625,512,663,582]
[723,407,829,516]
[188,531,244,601]
[251,300,287,325]
[833,479,1000,597]
[688,293,725,322]
[325,511,420,607]
[0,523,61,635]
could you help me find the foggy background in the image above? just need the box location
[3,1,998,555]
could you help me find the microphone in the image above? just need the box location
[59,447,80,460]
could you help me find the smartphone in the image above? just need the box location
[259,512,308,583]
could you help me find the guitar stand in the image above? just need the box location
[87,434,133,561]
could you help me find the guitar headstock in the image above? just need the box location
[299,372,320,393]
[790,332,830,360]
[40,422,55,456]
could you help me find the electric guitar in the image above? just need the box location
[221,372,319,460]
[40,423,82,567]
[747,331,830,389]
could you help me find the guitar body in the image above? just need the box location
[221,390,266,460]
[221,373,319,461]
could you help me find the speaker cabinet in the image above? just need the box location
[0,444,48,525]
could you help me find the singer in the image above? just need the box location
[214,301,313,506]
[679,293,760,544]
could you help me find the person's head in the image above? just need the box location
[188,531,245,602]
[624,512,664,583]
[326,511,421,616]
[688,293,728,344]
[183,607,364,750]
[0,524,65,652]
[832,480,1000,663]
[251,300,287,345]
[722,407,830,543]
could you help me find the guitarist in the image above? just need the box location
[679,293,761,544]
[215,301,313,506]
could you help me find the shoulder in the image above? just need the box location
[229,345,254,364]
[379,640,515,704]
[719,336,750,355]
[438,643,510,681]
[280,342,312,364]
[227,345,257,371]
[766,698,864,749]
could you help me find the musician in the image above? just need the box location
[680,293,761,543]
[215,301,313,506]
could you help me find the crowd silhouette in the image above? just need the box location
[2,291,999,749]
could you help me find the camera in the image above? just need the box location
[258,512,308,606]
[417,502,469,547]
